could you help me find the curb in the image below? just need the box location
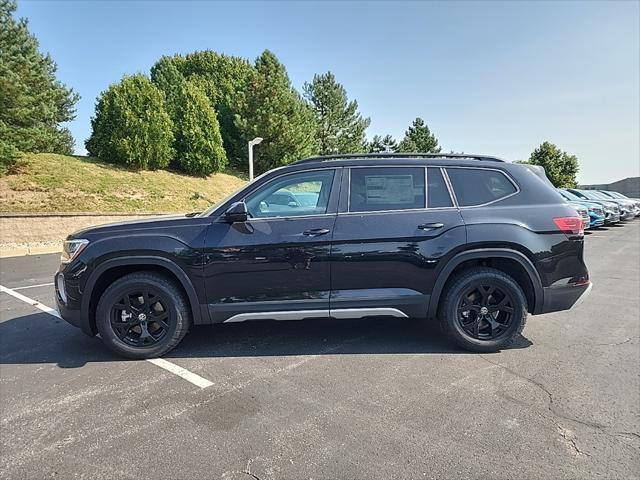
[0,245,62,259]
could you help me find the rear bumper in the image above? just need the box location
[538,282,592,314]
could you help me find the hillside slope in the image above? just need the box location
[0,153,248,213]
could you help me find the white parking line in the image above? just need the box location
[0,284,214,389]
[12,282,55,291]
[0,284,61,318]
[147,358,213,389]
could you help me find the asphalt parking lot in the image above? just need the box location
[1,222,638,480]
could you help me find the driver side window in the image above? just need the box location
[245,170,335,218]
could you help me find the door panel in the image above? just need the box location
[202,168,341,323]
[330,166,466,318]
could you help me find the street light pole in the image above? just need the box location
[248,137,263,181]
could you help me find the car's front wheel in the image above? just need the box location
[439,267,527,352]
[95,272,191,359]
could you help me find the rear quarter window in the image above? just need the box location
[447,168,517,207]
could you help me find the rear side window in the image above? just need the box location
[349,167,425,212]
[446,168,517,206]
[427,168,453,208]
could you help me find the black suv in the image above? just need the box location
[55,153,591,358]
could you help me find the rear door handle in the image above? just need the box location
[418,223,444,231]
[303,228,331,236]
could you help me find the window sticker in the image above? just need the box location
[364,175,415,204]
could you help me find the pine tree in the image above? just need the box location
[397,117,441,153]
[173,81,227,176]
[303,71,370,155]
[367,134,398,153]
[0,0,79,169]
[85,75,174,169]
[177,51,254,168]
[151,56,186,122]
[234,50,319,174]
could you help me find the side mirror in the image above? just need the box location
[224,201,248,223]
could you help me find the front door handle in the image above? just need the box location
[418,223,444,231]
[303,228,331,236]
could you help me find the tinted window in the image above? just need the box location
[349,167,425,212]
[447,168,517,206]
[427,167,453,208]
[245,170,334,218]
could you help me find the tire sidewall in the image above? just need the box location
[96,275,188,359]
[443,270,527,351]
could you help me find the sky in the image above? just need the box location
[16,0,640,184]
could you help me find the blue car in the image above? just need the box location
[557,189,606,228]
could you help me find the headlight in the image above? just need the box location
[61,239,89,263]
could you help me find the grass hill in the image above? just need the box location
[0,153,248,213]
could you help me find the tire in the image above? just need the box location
[95,272,191,359]
[438,267,527,352]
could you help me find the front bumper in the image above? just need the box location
[539,281,592,314]
[55,271,94,336]
[604,212,620,224]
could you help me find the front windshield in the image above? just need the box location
[558,189,581,201]
[197,188,244,217]
[605,191,626,199]
[579,190,605,200]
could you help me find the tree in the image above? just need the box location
[234,50,318,174]
[151,58,226,175]
[85,75,174,170]
[303,71,370,155]
[150,55,186,122]
[0,0,79,168]
[397,117,441,153]
[176,51,254,168]
[172,81,227,176]
[367,134,398,153]
[525,141,579,188]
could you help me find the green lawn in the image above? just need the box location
[0,153,248,213]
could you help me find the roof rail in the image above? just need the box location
[294,152,505,164]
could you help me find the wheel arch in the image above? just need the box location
[81,256,203,335]
[428,248,544,318]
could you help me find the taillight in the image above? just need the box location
[553,216,584,237]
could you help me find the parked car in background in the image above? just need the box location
[598,190,640,217]
[569,189,635,221]
[55,153,591,358]
[570,203,590,230]
[557,189,606,228]
[564,189,622,224]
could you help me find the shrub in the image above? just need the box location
[85,75,174,170]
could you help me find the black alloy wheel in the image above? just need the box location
[96,272,191,359]
[439,267,527,352]
[110,288,171,347]
[456,283,515,340]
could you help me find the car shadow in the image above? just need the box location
[0,312,533,368]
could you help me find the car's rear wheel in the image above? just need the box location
[96,272,191,359]
[439,267,527,352]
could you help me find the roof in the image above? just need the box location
[294,152,506,166]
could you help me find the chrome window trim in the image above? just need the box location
[241,213,336,222]
[424,167,429,208]
[346,165,428,214]
[426,166,455,209]
[441,167,459,208]
[444,165,520,208]
[238,167,338,221]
